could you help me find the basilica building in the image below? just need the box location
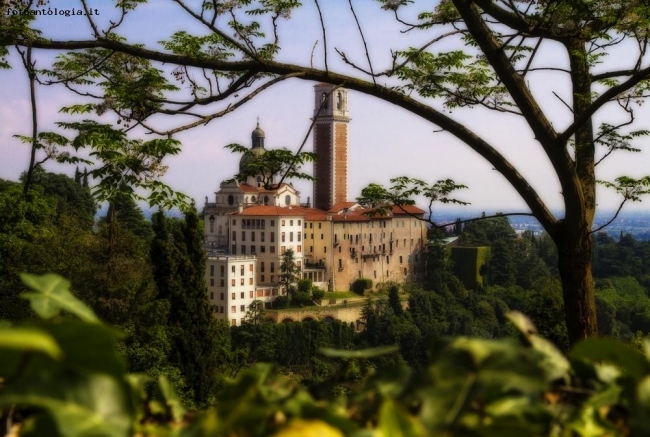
[203,85,427,326]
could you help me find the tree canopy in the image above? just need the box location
[3,0,650,343]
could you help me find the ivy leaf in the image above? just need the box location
[19,273,99,324]
[0,327,63,360]
[570,338,650,380]
[0,372,133,437]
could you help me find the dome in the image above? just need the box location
[239,142,266,173]
[252,125,265,141]
[251,121,265,149]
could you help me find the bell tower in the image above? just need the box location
[313,84,350,210]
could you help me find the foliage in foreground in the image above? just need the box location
[4,274,650,436]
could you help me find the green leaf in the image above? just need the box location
[0,372,133,437]
[570,338,650,380]
[20,273,99,323]
[0,327,63,360]
[319,345,399,358]
[378,398,425,437]
[156,375,187,422]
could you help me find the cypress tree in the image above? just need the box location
[151,205,224,406]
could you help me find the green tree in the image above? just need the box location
[5,1,650,343]
[280,248,299,295]
[150,207,224,406]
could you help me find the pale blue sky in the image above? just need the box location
[1,0,649,214]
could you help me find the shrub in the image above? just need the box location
[312,287,325,300]
[352,278,373,295]
[297,278,313,293]
[273,295,289,309]
[292,291,312,306]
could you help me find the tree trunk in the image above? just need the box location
[555,221,598,344]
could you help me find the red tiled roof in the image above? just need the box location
[235,205,305,217]
[392,205,426,215]
[327,201,358,213]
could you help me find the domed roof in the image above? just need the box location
[252,124,265,140]
[239,146,266,173]
[240,121,268,173]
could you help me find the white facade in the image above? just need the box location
[205,255,257,327]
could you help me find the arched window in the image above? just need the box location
[264,195,269,205]
[285,195,291,206]
[337,91,343,109]
[209,215,215,233]
[321,92,328,109]
[228,194,234,205]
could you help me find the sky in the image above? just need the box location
[1,0,649,217]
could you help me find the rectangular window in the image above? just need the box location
[281,246,286,254]
[210,278,214,286]
[240,278,244,286]
[249,264,253,272]
[261,245,266,253]
[298,220,301,226]
[290,232,294,242]
[220,265,225,275]
[241,245,246,254]
[231,319,236,326]
[241,305,245,312]
[220,293,224,300]
[261,262,265,272]
[210,292,214,299]
[261,232,265,242]
[241,266,245,276]
[231,245,236,254]
[290,220,293,226]
[324,246,327,253]
[261,274,265,282]
[321,234,324,240]
[271,275,275,283]
[232,231,236,241]
[271,262,275,273]
[231,292,236,300]
[282,232,286,242]
[310,246,313,252]
[251,245,256,254]
[318,223,322,229]
[251,232,256,242]
[232,306,236,314]
[249,278,253,285]
[210,265,215,276]
[240,292,245,299]
[231,279,235,286]
[232,219,236,225]
[271,232,275,243]
[282,220,286,226]
[271,220,275,226]
[242,231,246,241]
[270,246,276,254]
[232,265,236,273]
[297,245,302,253]
[220,279,225,287]
[298,233,302,242]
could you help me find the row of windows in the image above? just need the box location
[209,264,254,277]
[231,219,302,227]
[233,231,275,242]
[302,220,423,230]
[231,245,302,255]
